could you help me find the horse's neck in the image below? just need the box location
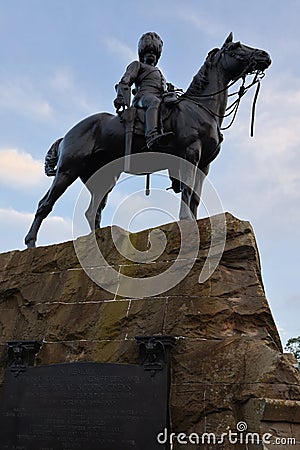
[185,64,228,125]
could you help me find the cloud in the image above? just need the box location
[103,37,136,64]
[232,78,300,199]
[176,7,226,36]
[0,78,52,120]
[0,70,97,129]
[0,149,47,189]
[49,68,74,92]
[0,208,34,226]
[0,208,70,229]
[48,67,97,113]
[0,208,73,252]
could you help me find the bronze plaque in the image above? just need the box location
[0,361,169,449]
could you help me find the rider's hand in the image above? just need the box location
[166,82,175,92]
[113,96,125,111]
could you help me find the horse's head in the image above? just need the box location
[219,32,271,81]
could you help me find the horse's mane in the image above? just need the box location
[184,47,220,98]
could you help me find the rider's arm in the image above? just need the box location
[114,61,140,110]
[119,60,140,86]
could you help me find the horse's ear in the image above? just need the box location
[222,32,233,47]
[208,48,219,57]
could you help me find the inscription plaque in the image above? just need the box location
[0,337,174,449]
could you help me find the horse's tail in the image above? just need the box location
[44,137,63,176]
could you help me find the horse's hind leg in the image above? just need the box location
[25,171,77,247]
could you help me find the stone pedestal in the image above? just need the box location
[0,213,299,449]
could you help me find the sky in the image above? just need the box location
[0,0,299,347]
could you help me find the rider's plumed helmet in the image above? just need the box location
[138,32,163,64]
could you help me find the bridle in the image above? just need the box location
[182,45,267,136]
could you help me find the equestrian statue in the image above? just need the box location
[25,32,271,247]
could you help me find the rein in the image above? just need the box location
[221,71,265,135]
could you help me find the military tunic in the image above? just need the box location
[118,60,167,105]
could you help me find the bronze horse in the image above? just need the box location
[25,33,271,247]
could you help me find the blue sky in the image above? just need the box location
[0,0,299,346]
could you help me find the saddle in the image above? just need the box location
[120,91,181,178]
[133,92,181,136]
[119,91,181,138]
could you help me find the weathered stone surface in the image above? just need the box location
[0,212,299,449]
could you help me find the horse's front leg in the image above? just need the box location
[190,164,210,218]
[85,192,109,230]
[179,140,201,220]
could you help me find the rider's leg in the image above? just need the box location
[136,93,161,147]
[144,97,161,146]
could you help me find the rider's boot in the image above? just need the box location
[145,104,173,149]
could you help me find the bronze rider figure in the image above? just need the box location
[114,32,173,149]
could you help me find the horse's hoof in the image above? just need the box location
[25,237,36,248]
